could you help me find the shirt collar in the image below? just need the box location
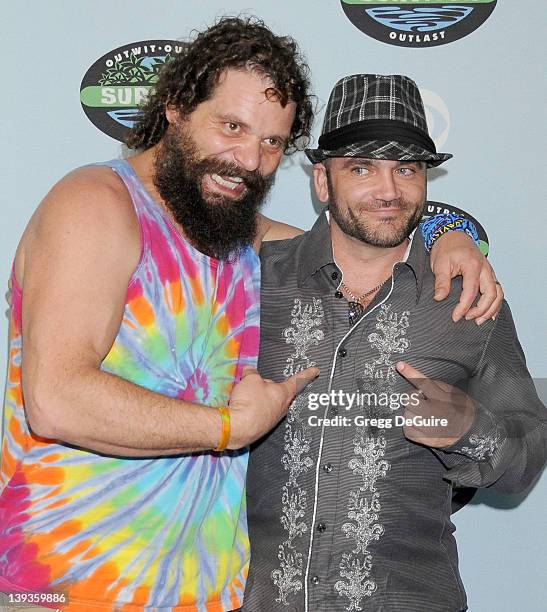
[297,210,336,287]
[298,207,429,303]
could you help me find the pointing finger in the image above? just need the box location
[283,367,319,397]
[396,361,440,399]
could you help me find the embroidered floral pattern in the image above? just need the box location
[347,433,390,494]
[461,431,501,460]
[336,553,376,608]
[335,304,410,611]
[283,298,324,377]
[272,299,325,604]
[335,433,389,610]
[361,304,410,397]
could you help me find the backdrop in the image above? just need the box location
[1,2,545,610]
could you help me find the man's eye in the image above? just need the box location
[352,167,368,175]
[265,137,282,148]
[397,167,415,176]
[226,122,240,132]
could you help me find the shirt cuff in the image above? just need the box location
[439,401,506,462]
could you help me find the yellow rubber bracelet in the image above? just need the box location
[214,406,231,452]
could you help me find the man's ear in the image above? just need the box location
[165,104,180,125]
[313,162,329,203]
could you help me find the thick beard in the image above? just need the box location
[153,125,274,260]
[326,170,425,248]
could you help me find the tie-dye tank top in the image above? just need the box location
[0,159,260,611]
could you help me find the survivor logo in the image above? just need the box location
[80,40,187,142]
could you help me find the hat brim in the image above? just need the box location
[305,140,452,168]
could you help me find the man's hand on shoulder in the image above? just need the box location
[429,231,503,324]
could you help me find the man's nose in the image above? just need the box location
[233,137,262,172]
[372,170,401,202]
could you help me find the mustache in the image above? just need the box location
[194,158,267,191]
[360,198,417,211]
[153,124,274,260]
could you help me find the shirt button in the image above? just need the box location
[331,271,339,280]
[338,348,347,357]
[334,290,343,299]
[311,575,320,585]
[323,463,333,473]
[317,522,327,533]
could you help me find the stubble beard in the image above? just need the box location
[326,170,425,248]
[153,124,274,260]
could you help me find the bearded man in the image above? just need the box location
[1,18,501,612]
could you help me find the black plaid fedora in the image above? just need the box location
[305,74,452,167]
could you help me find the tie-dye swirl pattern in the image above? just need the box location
[0,159,260,611]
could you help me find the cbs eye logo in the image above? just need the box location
[341,1,497,48]
[421,89,450,150]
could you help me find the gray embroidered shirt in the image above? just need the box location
[243,211,546,612]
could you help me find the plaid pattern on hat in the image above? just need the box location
[306,74,452,167]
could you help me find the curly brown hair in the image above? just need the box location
[125,16,313,154]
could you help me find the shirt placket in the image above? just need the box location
[305,288,371,610]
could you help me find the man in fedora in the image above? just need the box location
[243,74,546,611]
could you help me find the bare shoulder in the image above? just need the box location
[16,164,139,284]
[257,213,304,242]
[23,165,137,243]
[38,165,134,220]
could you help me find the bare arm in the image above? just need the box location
[20,168,315,457]
[253,213,304,251]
